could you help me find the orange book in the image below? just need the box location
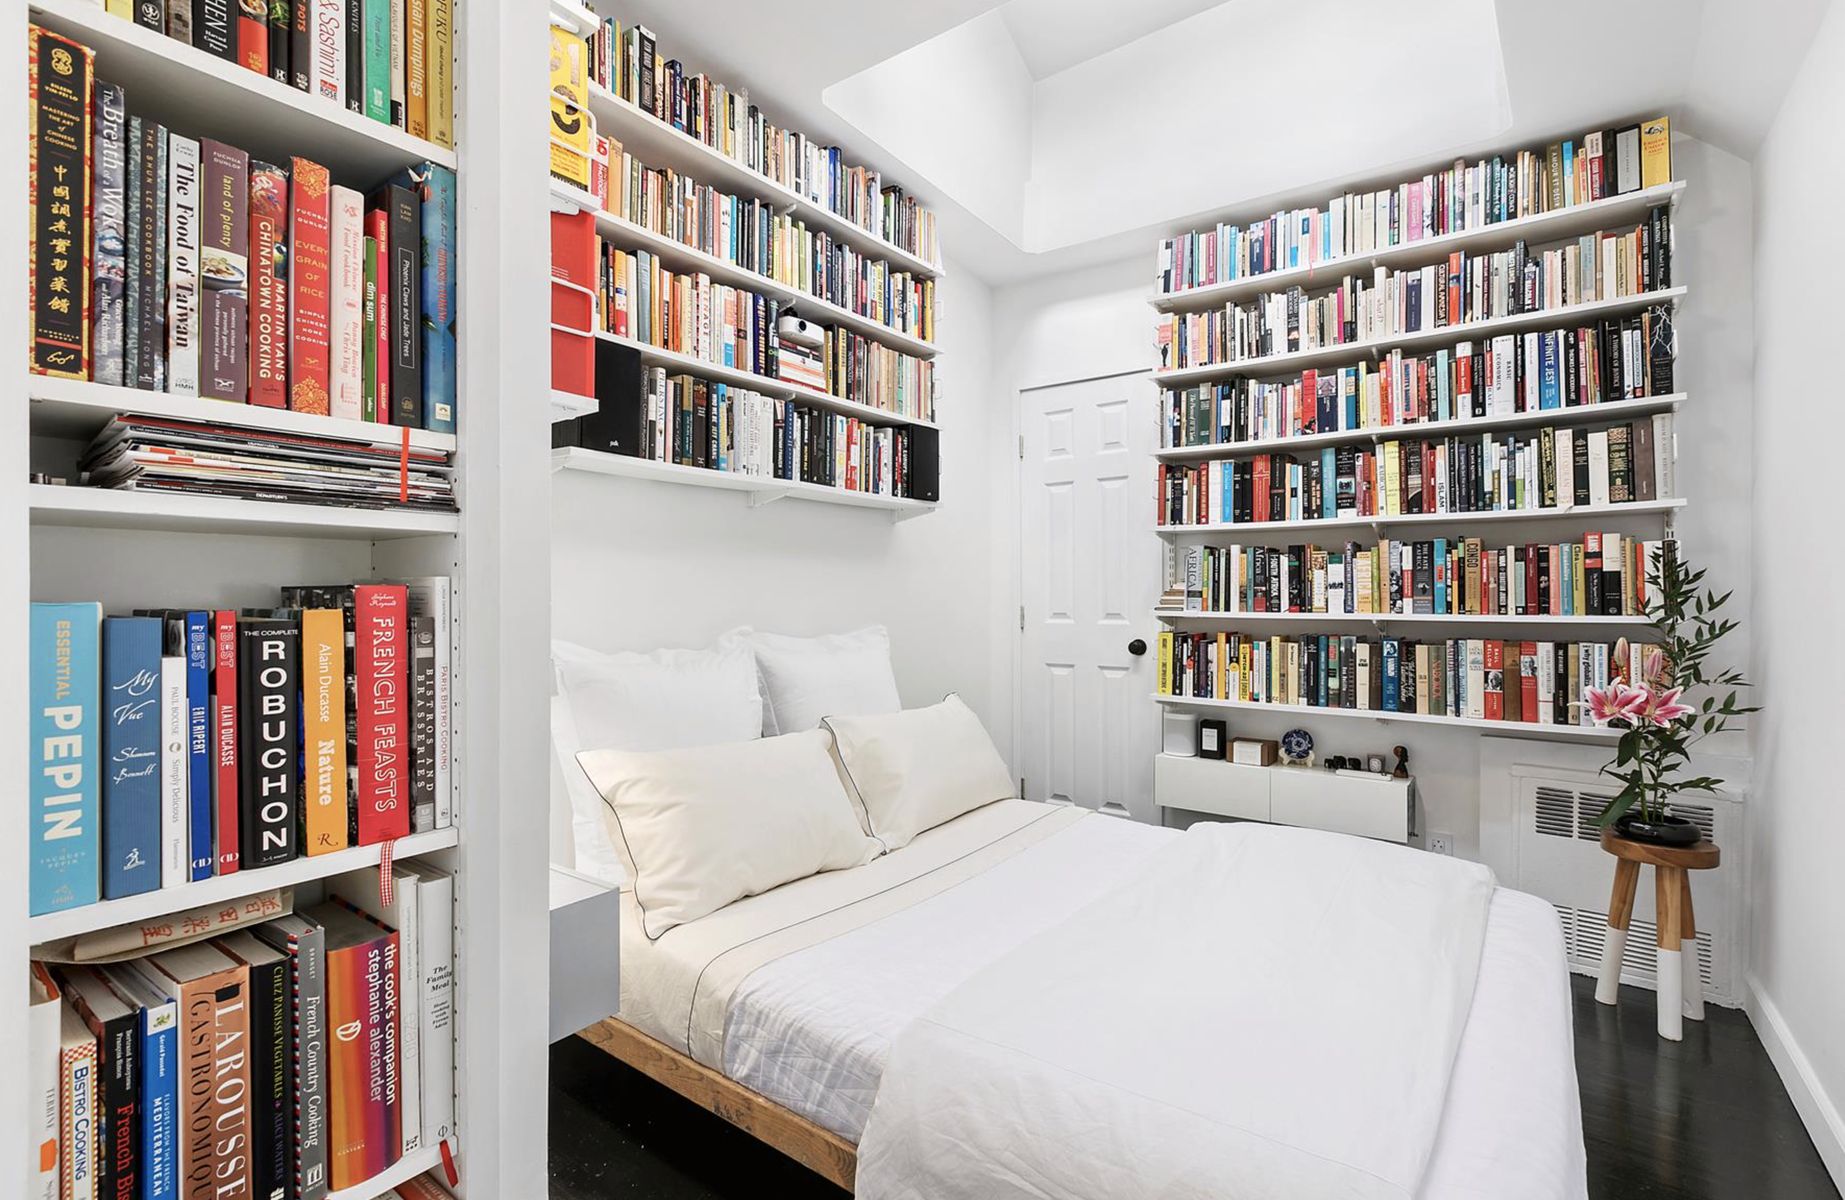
[148,941,251,1200]
[310,903,401,1191]
[301,608,350,855]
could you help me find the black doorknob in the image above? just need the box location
[1127,638,1148,656]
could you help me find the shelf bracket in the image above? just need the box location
[747,488,790,509]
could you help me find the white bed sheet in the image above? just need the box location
[718,811,1586,1200]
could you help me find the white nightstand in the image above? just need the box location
[549,864,623,1042]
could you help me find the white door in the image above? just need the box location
[1017,373,1162,821]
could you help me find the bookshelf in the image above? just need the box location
[552,445,937,518]
[6,2,551,1198]
[1147,127,1685,742]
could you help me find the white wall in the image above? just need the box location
[550,256,1002,736]
[989,133,1756,861]
[1748,0,1845,1182]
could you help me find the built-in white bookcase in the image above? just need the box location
[5,2,553,1196]
[546,3,942,517]
[1149,136,1683,745]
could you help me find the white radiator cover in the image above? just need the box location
[1478,739,1747,1008]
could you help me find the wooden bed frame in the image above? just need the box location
[579,1015,860,1190]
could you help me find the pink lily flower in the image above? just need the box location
[1584,682,1649,725]
[1643,648,1669,688]
[1645,686,1695,724]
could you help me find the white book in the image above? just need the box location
[329,186,365,419]
[389,0,407,126]
[1466,639,1486,720]
[1537,641,1556,724]
[1354,641,1372,711]
[332,865,422,1153]
[1555,427,1575,507]
[1587,430,1611,507]
[59,1003,97,1200]
[311,0,345,104]
[1653,412,1675,498]
[408,864,455,1148]
[401,577,453,829]
[165,134,200,396]
[29,967,60,1200]
[159,656,188,888]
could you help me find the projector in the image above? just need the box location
[777,315,824,350]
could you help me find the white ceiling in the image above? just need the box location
[594,0,1831,284]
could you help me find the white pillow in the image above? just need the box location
[713,627,779,737]
[823,695,1015,852]
[551,639,765,882]
[577,730,881,938]
[748,626,901,734]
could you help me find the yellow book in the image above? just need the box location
[1215,633,1228,700]
[1572,545,1587,614]
[1158,630,1173,696]
[105,0,131,16]
[427,0,452,147]
[301,608,350,855]
[1639,117,1671,189]
[549,24,592,191]
[406,0,428,141]
[1238,642,1252,702]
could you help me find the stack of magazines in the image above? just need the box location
[76,417,457,512]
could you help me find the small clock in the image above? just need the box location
[1280,727,1314,767]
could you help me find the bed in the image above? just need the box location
[587,797,1588,1199]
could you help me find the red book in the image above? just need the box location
[353,585,410,844]
[237,1,269,76]
[1298,369,1316,434]
[366,207,390,423]
[1155,464,1166,524]
[1519,640,1540,722]
[1422,444,1436,513]
[288,157,332,414]
[213,609,240,874]
[248,161,289,408]
[1253,456,1271,523]
[1483,639,1505,721]
[309,902,401,1190]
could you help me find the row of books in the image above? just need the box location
[556,345,937,501]
[581,17,940,266]
[30,872,453,1200]
[594,138,937,342]
[1157,415,1675,527]
[1155,211,1674,372]
[1156,117,1672,295]
[72,415,457,510]
[598,242,937,421]
[1157,632,1659,727]
[27,27,457,431]
[28,580,451,915]
[83,0,454,147]
[1166,533,1665,620]
[1161,315,1674,449]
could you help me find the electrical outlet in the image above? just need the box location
[1427,831,1454,856]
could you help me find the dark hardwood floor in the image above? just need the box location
[549,976,1840,1199]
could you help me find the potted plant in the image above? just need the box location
[1582,543,1756,846]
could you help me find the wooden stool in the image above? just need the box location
[1594,829,1721,1040]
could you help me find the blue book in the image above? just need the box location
[104,963,179,1200]
[1539,333,1561,409]
[101,616,163,899]
[1342,367,1360,429]
[1434,349,1451,421]
[30,602,102,914]
[1381,637,1401,712]
[1321,448,1336,518]
[179,613,213,880]
[1434,538,1449,614]
[391,162,458,435]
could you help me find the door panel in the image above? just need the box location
[1018,374,1160,821]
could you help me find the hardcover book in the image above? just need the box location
[308,901,400,1190]
[238,0,269,75]
[288,157,333,414]
[92,81,129,387]
[373,184,423,427]
[146,943,249,1200]
[126,115,147,387]
[104,962,181,1200]
[28,26,94,379]
[195,0,235,59]
[31,602,102,915]
[237,618,301,867]
[159,655,188,887]
[291,0,312,91]
[167,0,193,44]
[198,139,251,403]
[402,578,451,828]
[301,607,351,855]
[59,967,140,1200]
[30,966,60,1200]
[362,0,390,122]
[427,0,453,147]
[391,163,455,432]
[212,609,241,874]
[311,0,344,103]
[332,868,421,1153]
[268,0,290,85]
[101,616,163,899]
[405,0,427,138]
[220,930,292,1200]
[253,915,330,1200]
[329,185,366,419]
[248,160,290,409]
[166,134,202,396]
[406,864,454,1147]
[159,611,215,881]
[59,1001,100,1200]
[353,585,410,843]
[410,615,436,833]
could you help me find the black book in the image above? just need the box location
[692,380,710,469]
[345,0,364,112]
[221,930,292,1200]
[196,0,235,58]
[1412,541,1434,614]
[290,0,310,90]
[238,616,300,867]
[372,185,423,428]
[637,28,658,115]
[1399,640,1418,713]
[1471,347,1487,417]
[135,120,160,390]
[1537,546,1553,616]
[60,967,140,1200]
[268,0,290,85]
[1572,433,1592,506]
[1287,546,1304,612]
[1251,546,1269,611]
[411,614,437,832]
[1648,307,1675,394]
[1305,636,1321,705]
[135,0,164,32]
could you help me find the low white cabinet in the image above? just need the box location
[1154,754,1413,843]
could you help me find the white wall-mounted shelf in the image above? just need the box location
[585,83,943,280]
[594,331,937,429]
[1153,693,1622,741]
[551,388,600,421]
[1156,498,1686,537]
[1155,393,1685,463]
[325,1145,448,1200]
[29,484,460,539]
[1151,181,1686,313]
[29,828,461,945]
[29,0,456,180]
[29,377,459,453]
[1154,609,1656,627]
[551,447,935,518]
[1155,287,1687,387]
[586,207,939,357]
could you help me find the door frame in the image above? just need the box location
[1006,366,1155,805]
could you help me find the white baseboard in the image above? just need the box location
[1745,974,1845,1190]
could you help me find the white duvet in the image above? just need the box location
[854,822,1498,1200]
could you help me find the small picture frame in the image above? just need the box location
[1365,753,1387,774]
[1198,719,1227,760]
